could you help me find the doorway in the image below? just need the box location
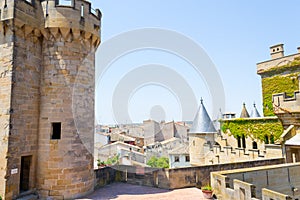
[20,156,31,192]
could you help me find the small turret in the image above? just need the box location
[189,99,216,165]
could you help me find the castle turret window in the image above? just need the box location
[51,122,61,140]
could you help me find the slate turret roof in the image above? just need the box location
[240,103,250,118]
[189,99,217,134]
[250,103,261,118]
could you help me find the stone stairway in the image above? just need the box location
[16,190,38,200]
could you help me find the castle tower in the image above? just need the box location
[188,99,216,165]
[0,0,101,199]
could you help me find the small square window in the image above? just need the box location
[185,155,190,162]
[174,156,179,162]
[51,122,61,140]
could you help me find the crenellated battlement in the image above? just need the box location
[272,91,300,128]
[0,0,101,48]
[273,91,300,114]
[41,0,101,37]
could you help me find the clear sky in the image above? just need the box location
[91,1,300,125]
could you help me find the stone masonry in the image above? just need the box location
[0,0,101,199]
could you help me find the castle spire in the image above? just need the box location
[189,99,216,134]
[240,103,250,118]
[250,103,261,118]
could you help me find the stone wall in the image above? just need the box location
[211,162,300,200]
[1,0,43,198]
[0,19,14,199]
[0,0,101,199]
[94,158,284,191]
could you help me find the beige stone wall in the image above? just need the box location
[212,162,300,199]
[0,0,101,199]
[94,159,284,191]
[36,27,97,199]
[0,20,14,199]
[189,134,214,165]
[0,1,15,198]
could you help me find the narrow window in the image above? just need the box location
[174,156,179,162]
[242,135,246,148]
[185,155,190,162]
[270,135,274,144]
[46,0,49,17]
[252,141,258,149]
[51,122,61,139]
[237,136,241,148]
[81,4,84,17]
[264,135,269,144]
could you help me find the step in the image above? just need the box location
[16,194,38,200]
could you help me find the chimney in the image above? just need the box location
[270,44,284,59]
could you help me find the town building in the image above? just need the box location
[169,145,191,168]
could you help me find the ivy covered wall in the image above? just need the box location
[260,58,300,116]
[262,73,299,116]
[221,118,283,143]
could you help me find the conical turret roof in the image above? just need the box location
[250,103,261,118]
[240,103,250,118]
[189,99,217,134]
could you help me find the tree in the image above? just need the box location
[147,156,169,168]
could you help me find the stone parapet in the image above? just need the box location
[257,53,300,75]
[211,162,300,199]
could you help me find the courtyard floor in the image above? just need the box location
[78,182,210,200]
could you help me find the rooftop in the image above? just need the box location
[189,99,217,134]
[78,182,208,200]
[240,103,250,118]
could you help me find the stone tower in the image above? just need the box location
[0,0,101,199]
[188,99,216,166]
[257,44,300,163]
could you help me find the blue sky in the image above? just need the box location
[92,1,300,124]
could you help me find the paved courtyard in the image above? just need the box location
[78,182,210,200]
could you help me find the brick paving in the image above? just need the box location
[78,182,209,200]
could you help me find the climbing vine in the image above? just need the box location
[260,57,300,116]
[221,118,283,142]
[262,73,299,116]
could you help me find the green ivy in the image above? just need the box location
[147,156,169,168]
[262,73,299,116]
[260,57,300,76]
[105,154,120,165]
[260,57,300,116]
[221,118,283,142]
